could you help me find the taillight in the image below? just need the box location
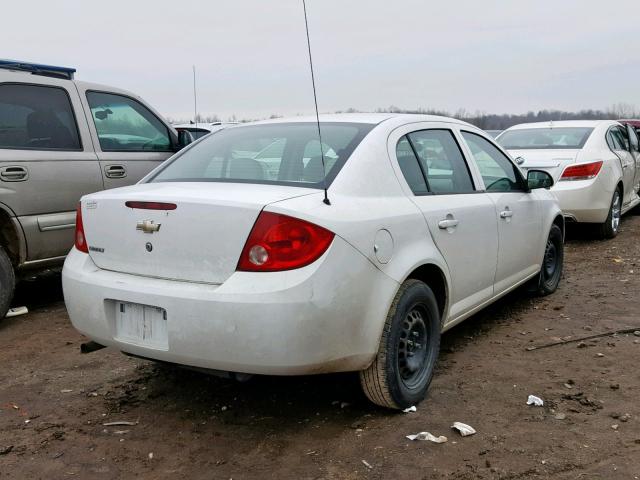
[237,212,334,272]
[75,203,88,253]
[560,160,603,181]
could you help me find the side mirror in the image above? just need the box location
[527,169,554,190]
[177,129,194,150]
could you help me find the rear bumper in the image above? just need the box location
[551,170,616,224]
[62,237,398,375]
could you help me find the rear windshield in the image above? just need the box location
[149,122,374,188]
[497,127,594,150]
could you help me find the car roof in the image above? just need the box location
[506,120,619,130]
[247,112,474,128]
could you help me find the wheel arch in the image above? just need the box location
[0,204,24,267]
[552,213,565,241]
[404,263,449,324]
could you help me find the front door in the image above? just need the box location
[460,131,541,294]
[393,127,498,321]
[77,88,175,189]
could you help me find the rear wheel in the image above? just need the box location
[0,246,15,320]
[528,224,563,296]
[360,280,441,409]
[598,188,622,239]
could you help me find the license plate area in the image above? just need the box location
[114,302,168,350]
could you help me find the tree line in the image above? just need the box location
[168,103,640,131]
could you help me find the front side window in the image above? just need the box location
[462,131,526,192]
[86,92,171,152]
[497,127,594,150]
[0,84,81,150]
[150,122,373,187]
[407,129,475,194]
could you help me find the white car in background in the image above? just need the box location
[172,121,238,140]
[497,120,640,238]
[63,114,564,409]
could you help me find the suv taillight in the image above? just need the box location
[237,212,334,272]
[560,160,603,181]
[75,203,88,253]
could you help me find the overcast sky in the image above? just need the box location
[3,0,639,121]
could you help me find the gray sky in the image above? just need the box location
[3,0,639,121]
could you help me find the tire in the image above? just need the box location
[360,279,441,409]
[0,246,15,320]
[528,224,563,296]
[598,188,622,239]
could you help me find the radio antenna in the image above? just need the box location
[302,0,330,205]
[192,65,198,129]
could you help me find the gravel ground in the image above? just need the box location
[1,218,639,479]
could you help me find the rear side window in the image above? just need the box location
[150,122,373,188]
[86,91,171,152]
[0,84,81,150]
[407,130,475,193]
[396,136,428,194]
[462,131,526,192]
[608,127,629,151]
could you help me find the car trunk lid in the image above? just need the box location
[506,149,582,181]
[82,182,317,284]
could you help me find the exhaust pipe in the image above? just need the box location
[81,341,106,354]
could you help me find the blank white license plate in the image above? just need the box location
[114,302,168,350]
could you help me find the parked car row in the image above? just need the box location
[0,59,631,409]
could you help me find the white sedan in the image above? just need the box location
[497,120,640,238]
[63,114,563,409]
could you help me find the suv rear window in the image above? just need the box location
[0,84,81,150]
[150,122,373,188]
[497,127,594,150]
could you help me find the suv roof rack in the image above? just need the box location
[0,59,76,80]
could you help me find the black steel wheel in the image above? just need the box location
[360,280,441,409]
[530,223,563,296]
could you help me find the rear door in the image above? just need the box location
[77,88,176,189]
[0,78,102,261]
[607,126,636,206]
[393,125,498,320]
[624,124,640,197]
[459,131,541,294]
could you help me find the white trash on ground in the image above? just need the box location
[406,432,448,443]
[527,395,544,407]
[5,306,28,318]
[402,406,417,413]
[451,422,476,436]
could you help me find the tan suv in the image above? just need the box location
[0,60,191,318]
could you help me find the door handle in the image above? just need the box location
[0,166,28,182]
[500,209,513,219]
[438,218,459,229]
[105,164,127,179]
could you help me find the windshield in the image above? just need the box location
[497,127,594,150]
[150,122,373,187]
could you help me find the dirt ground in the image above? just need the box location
[1,219,640,480]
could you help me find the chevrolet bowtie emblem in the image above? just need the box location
[136,220,161,234]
